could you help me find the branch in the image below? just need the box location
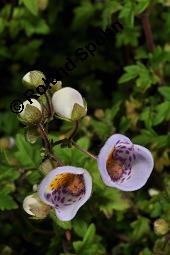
[71,141,97,160]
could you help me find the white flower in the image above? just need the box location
[97,134,154,191]
[38,166,92,221]
[52,87,87,121]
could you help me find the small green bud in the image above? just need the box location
[82,115,92,127]
[22,70,46,89]
[94,109,105,119]
[39,159,58,175]
[26,127,40,144]
[37,0,49,10]
[154,219,169,235]
[164,0,170,6]
[19,99,42,125]
[23,193,50,219]
[0,137,15,149]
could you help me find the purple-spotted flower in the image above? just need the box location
[97,134,154,191]
[38,166,92,221]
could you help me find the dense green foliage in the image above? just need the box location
[1,0,170,254]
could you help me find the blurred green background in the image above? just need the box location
[1,0,170,254]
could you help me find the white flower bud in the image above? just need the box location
[23,193,50,218]
[148,188,159,197]
[52,87,87,121]
[0,137,15,149]
[22,70,46,88]
[19,99,42,125]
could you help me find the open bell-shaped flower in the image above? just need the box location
[38,166,92,221]
[97,134,154,191]
[52,87,87,121]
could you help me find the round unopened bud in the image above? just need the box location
[19,99,42,125]
[52,87,87,121]
[37,0,49,10]
[23,193,50,218]
[164,0,170,6]
[0,137,15,149]
[94,109,105,119]
[82,115,92,127]
[39,159,58,175]
[154,219,169,235]
[148,188,159,197]
[22,70,46,89]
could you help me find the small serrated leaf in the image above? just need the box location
[22,0,38,16]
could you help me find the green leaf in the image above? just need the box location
[50,211,72,230]
[131,216,150,240]
[0,165,20,182]
[0,188,18,210]
[21,19,50,37]
[99,188,130,217]
[91,120,112,139]
[158,86,170,101]
[15,134,41,168]
[153,101,170,125]
[83,223,96,245]
[72,219,88,237]
[73,224,96,253]
[102,2,121,30]
[135,0,150,15]
[22,0,38,16]
[73,240,83,253]
[119,1,135,28]
[139,248,152,255]
[118,65,140,83]
[72,2,95,29]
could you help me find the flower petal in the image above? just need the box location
[97,134,154,191]
[52,87,85,119]
[38,166,92,221]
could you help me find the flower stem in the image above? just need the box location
[141,10,155,53]
[69,120,79,140]
[141,9,165,85]
[38,123,52,153]
[38,123,62,166]
[52,121,79,147]
[44,92,53,117]
[71,141,97,160]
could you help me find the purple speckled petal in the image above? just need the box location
[38,166,92,221]
[97,134,154,191]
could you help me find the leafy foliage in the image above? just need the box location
[1,0,170,254]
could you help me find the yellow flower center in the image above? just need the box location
[47,173,85,195]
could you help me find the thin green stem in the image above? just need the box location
[38,123,52,153]
[52,121,79,148]
[69,120,79,140]
[38,123,62,166]
[71,141,97,160]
